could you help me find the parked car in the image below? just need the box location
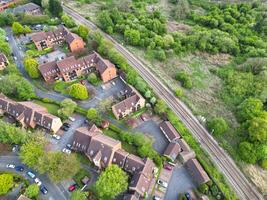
[164,164,172,171]
[62,148,71,154]
[27,171,36,179]
[84,119,89,124]
[13,56,17,61]
[5,37,9,42]
[68,184,77,192]
[185,192,192,200]
[12,144,19,152]
[153,196,161,200]
[68,117,75,122]
[52,134,61,140]
[40,185,48,195]
[63,122,71,128]
[66,144,72,149]
[35,178,42,186]
[60,126,69,131]
[6,164,15,169]
[15,166,24,172]
[157,179,168,188]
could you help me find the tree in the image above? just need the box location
[20,141,45,168]
[12,22,24,35]
[174,88,183,97]
[68,83,88,100]
[87,108,101,124]
[237,98,263,122]
[77,25,89,41]
[95,165,128,200]
[173,0,190,20]
[24,184,39,198]
[71,190,88,200]
[248,117,267,144]
[87,73,98,85]
[260,159,267,169]
[0,174,13,195]
[207,117,228,135]
[38,152,80,182]
[58,98,77,119]
[97,11,114,33]
[154,100,167,114]
[239,141,257,164]
[61,14,76,28]
[24,26,32,33]
[175,71,193,89]
[0,40,11,55]
[23,57,40,78]
[124,29,140,46]
[48,0,63,17]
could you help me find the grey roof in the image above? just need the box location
[160,121,181,142]
[186,158,210,185]
[164,142,181,161]
[13,3,40,14]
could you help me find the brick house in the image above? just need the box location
[112,85,145,119]
[0,0,19,12]
[163,142,181,162]
[0,94,62,133]
[159,121,181,142]
[0,53,9,70]
[38,52,117,83]
[13,2,42,15]
[31,26,84,52]
[72,125,156,199]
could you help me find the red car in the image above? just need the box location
[164,164,172,171]
[68,184,77,192]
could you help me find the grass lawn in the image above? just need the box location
[33,100,60,116]
[75,153,94,166]
[73,168,91,187]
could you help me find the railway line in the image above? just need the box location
[63,6,264,200]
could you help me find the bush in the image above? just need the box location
[87,73,99,86]
[175,71,193,89]
[174,88,184,97]
[207,117,228,136]
[68,83,88,100]
[260,159,267,169]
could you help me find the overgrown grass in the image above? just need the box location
[73,168,91,187]
[33,100,60,116]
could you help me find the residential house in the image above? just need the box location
[13,2,42,15]
[38,52,117,83]
[72,124,156,199]
[0,53,8,70]
[112,85,145,120]
[186,158,210,186]
[0,0,19,12]
[31,26,84,52]
[163,142,181,162]
[159,121,181,142]
[177,138,195,163]
[0,94,62,132]
[65,32,85,52]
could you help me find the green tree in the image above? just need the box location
[237,98,263,122]
[124,29,140,46]
[77,25,89,41]
[248,117,267,144]
[95,165,128,200]
[12,22,24,35]
[87,73,98,85]
[0,40,11,55]
[87,108,101,124]
[97,11,114,33]
[173,0,190,20]
[20,141,45,168]
[174,88,183,97]
[154,100,167,114]
[260,159,267,169]
[48,0,63,17]
[207,117,229,135]
[0,174,13,195]
[58,98,77,119]
[61,14,76,28]
[175,71,193,89]
[68,83,88,100]
[24,26,32,33]
[0,121,28,144]
[23,57,40,78]
[239,141,257,164]
[71,190,88,200]
[24,184,39,198]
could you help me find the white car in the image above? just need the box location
[13,56,17,61]
[62,148,71,154]
[157,179,168,188]
[6,164,15,169]
[52,134,61,140]
[68,117,75,122]
[5,37,9,42]
[34,178,42,186]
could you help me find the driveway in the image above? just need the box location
[134,120,169,154]
[0,156,68,200]
[164,164,196,200]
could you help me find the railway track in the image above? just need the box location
[63,6,264,200]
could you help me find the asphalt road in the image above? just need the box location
[0,155,67,200]
[63,6,264,200]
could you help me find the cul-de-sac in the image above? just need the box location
[0,0,266,200]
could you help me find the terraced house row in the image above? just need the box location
[0,94,62,133]
[38,52,117,83]
[72,125,156,199]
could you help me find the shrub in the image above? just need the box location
[175,71,193,89]
[87,73,99,86]
[260,159,267,169]
[207,117,228,135]
[68,83,88,100]
[174,88,184,97]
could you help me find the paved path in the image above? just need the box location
[63,6,263,200]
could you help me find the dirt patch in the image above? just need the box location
[0,143,11,155]
[243,164,267,196]
[167,21,192,33]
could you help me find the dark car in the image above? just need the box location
[40,186,48,195]
[63,123,71,128]
[68,184,77,192]
[15,166,24,172]
[60,126,69,131]
[185,192,192,200]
